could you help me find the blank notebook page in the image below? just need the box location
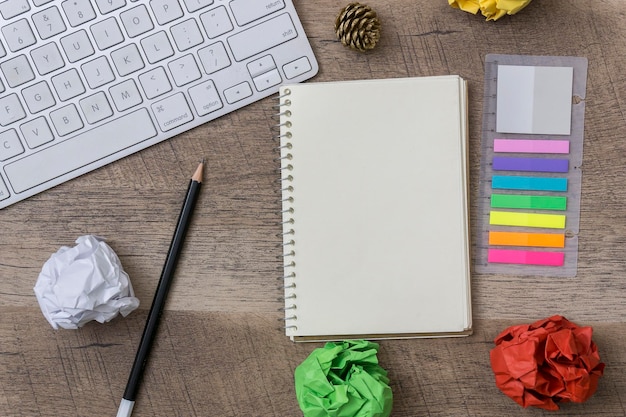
[279,76,471,341]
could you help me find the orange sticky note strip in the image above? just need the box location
[489,231,565,248]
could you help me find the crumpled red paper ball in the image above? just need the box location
[490,315,605,410]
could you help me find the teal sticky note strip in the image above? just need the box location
[491,194,567,211]
[492,175,568,192]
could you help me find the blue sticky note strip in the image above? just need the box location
[493,157,569,173]
[492,175,568,192]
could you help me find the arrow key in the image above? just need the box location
[283,56,312,80]
[252,69,281,92]
[224,81,252,104]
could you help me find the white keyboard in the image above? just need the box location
[0,0,318,209]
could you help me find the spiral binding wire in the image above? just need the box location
[273,88,297,332]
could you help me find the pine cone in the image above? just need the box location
[335,3,381,52]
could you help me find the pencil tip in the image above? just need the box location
[192,160,204,183]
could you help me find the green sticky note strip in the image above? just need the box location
[295,340,393,417]
[491,194,567,210]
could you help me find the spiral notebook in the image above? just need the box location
[277,76,472,342]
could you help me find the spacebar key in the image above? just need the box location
[5,109,157,193]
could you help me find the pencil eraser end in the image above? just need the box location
[116,399,135,417]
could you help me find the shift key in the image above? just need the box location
[227,13,297,62]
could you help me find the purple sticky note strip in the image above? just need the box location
[492,157,569,173]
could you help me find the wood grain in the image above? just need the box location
[1,311,625,416]
[1,1,626,416]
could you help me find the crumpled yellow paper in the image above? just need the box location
[449,0,532,21]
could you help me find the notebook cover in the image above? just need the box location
[277,76,472,342]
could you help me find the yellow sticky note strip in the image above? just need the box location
[489,211,566,229]
[489,231,565,248]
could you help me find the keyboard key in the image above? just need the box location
[30,42,65,75]
[90,17,125,50]
[60,30,95,63]
[62,0,97,27]
[0,0,30,19]
[151,93,193,131]
[81,56,115,89]
[1,54,35,87]
[188,80,222,116]
[139,66,172,99]
[94,0,127,14]
[247,55,276,78]
[0,94,26,126]
[229,0,285,26]
[283,56,312,79]
[32,6,67,40]
[150,0,184,25]
[182,0,214,13]
[109,79,143,111]
[0,129,24,161]
[22,81,56,113]
[227,13,297,61]
[223,81,252,104]
[200,6,233,38]
[4,109,157,193]
[0,175,9,200]
[20,117,54,148]
[168,54,201,86]
[50,104,83,136]
[283,56,311,79]
[252,68,281,91]
[2,19,36,52]
[197,41,230,74]
[121,5,154,38]
[170,18,204,52]
[111,43,145,76]
[51,68,86,101]
[141,30,174,63]
[80,92,113,124]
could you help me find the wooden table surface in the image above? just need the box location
[2,1,626,416]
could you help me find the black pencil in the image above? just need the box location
[116,161,204,417]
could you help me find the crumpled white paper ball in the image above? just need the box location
[34,235,140,329]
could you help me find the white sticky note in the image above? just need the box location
[496,65,573,135]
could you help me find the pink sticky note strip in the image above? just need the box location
[494,139,570,154]
[488,249,565,266]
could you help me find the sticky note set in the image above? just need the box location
[475,54,588,277]
[496,65,574,135]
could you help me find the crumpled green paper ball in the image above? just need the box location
[295,340,393,417]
